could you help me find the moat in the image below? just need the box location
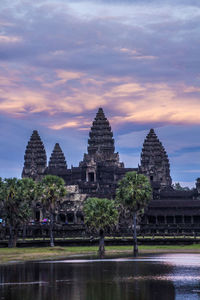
[0,253,200,300]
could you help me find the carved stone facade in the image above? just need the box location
[21,108,200,231]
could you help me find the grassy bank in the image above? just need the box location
[1,244,200,264]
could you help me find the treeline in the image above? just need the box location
[0,175,66,247]
[0,172,152,255]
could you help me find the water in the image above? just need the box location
[0,253,200,300]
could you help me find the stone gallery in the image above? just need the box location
[22,108,200,234]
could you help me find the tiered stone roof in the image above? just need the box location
[48,143,67,174]
[88,107,115,156]
[81,107,123,167]
[140,128,172,187]
[22,130,47,180]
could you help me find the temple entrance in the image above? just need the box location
[88,172,95,182]
[67,213,74,224]
[59,213,66,223]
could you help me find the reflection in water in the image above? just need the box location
[0,254,200,300]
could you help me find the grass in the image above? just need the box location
[1,244,200,264]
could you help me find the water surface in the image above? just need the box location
[0,253,200,300]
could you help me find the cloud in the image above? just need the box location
[0,35,22,43]
[1,62,200,128]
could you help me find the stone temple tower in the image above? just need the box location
[79,107,124,183]
[139,129,172,188]
[47,143,67,175]
[22,130,47,180]
[80,107,123,167]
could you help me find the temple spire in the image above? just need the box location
[87,107,115,156]
[139,128,172,188]
[22,130,47,180]
[80,107,124,167]
[48,143,67,175]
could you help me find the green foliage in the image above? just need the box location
[116,171,152,212]
[83,197,119,232]
[39,175,67,212]
[38,175,67,247]
[172,182,190,191]
[0,177,37,226]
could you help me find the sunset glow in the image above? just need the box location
[0,0,200,187]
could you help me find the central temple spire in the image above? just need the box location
[87,107,115,156]
[80,107,124,167]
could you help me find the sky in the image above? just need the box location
[0,0,200,187]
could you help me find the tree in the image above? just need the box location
[39,175,67,247]
[0,177,37,247]
[116,171,152,256]
[172,182,190,191]
[83,197,119,255]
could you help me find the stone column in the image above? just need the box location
[86,171,89,182]
[74,212,77,224]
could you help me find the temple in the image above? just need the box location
[22,108,200,233]
[48,143,68,176]
[22,130,47,181]
[139,128,172,188]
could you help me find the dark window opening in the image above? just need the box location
[166,216,174,224]
[59,214,66,223]
[150,175,153,181]
[160,177,163,182]
[148,216,156,224]
[35,211,40,222]
[88,172,95,182]
[157,216,165,223]
[185,216,191,224]
[175,216,182,224]
[194,216,200,224]
[67,213,74,224]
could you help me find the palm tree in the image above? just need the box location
[116,171,152,256]
[0,177,37,247]
[83,197,118,255]
[39,175,67,247]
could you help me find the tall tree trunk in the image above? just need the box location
[99,229,105,255]
[8,225,17,248]
[13,229,17,248]
[23,224,26,242]
[50,213,54,247]
[8,224,13,248]
[133,212,138,256]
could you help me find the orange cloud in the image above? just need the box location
[50,121,79,130]
[119,47,156,60]
[1,65,200,128]
[110,83,200,125]
[56,70,83,83]
[0,35,22,43]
